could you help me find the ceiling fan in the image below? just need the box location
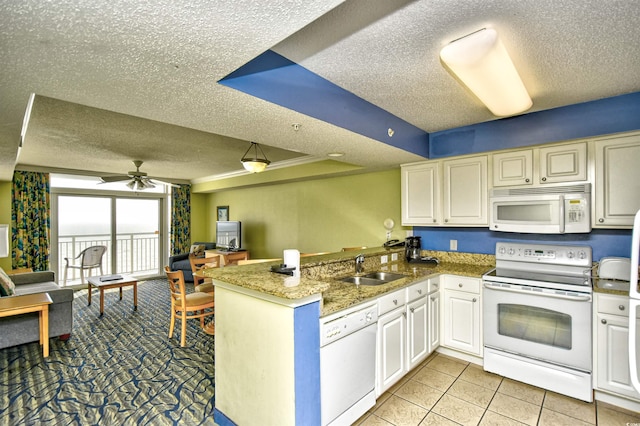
[99,160,178,190]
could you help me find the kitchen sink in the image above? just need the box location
[339,272,406,286]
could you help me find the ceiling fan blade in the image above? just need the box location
[149,178,179,188]
[100,175,131,183]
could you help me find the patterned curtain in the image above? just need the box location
[171,184,191,255]
[11,171,51,271]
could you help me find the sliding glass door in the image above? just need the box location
[53,192,165,285]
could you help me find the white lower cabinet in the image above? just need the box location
[407,295,428,370]
[376,279,438,396]
[441,275,482,357]
[594,293,640,401]
[428,293,440,353]
[376,289,407,396]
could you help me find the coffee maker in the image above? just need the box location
[405,236,422,262]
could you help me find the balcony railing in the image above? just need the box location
[58,232,160,283]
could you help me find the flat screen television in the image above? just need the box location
[216,221,241,251]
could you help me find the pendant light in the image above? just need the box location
[440,28,532,117]
[241,142,271,173]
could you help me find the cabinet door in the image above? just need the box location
[376,307,406,396]
[443,289,481,356]
[595,133,640,227]
[538,142,587,184]
[493,149,533,187]
[401,162,440,226]
[442,156,488,225]
[428,291,440,354]
[407,296,429,370]
[596,313,640,400]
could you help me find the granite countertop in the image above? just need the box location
[202,247,495,316]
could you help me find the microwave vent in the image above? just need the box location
[490,183,590,197]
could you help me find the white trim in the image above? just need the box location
[191,155,323,184]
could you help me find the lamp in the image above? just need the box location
[241,142,271,173]
[440,28,532,117]
[0,224,8,258]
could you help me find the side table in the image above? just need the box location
[0,293,53,357]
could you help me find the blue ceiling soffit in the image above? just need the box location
[219,50,429,158]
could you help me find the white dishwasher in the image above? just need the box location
[320,302,378,426]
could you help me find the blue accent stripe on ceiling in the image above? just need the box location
[429,92,640,158]
[220,50,429,157]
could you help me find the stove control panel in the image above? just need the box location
[496,242,592,266]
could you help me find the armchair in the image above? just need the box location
[168,242,216,282]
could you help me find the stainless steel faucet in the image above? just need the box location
[355,254,365,274]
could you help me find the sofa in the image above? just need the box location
[168,242,216,282]
[0,270,74,350]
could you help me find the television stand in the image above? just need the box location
[205,249,249,266]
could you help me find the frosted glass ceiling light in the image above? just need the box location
[440,28,532,117]
[241,142,271,173]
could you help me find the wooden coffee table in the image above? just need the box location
[87,274,138,316]
[0,293,53,357]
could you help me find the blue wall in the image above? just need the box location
[415,227,632,261]
[429,92,640,158]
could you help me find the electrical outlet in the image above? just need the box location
[450,239,458,251]
[391,253,398,262]
[381,255,388,264]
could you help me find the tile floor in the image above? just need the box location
[355,353,640,426]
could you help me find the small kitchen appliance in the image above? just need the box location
[483,242,593,401]
[405,236,422,261]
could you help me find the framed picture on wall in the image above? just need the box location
[217,206,229,221]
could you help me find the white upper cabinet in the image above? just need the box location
[443,156,488,225]
[401,162,440,226]
[538,142,587,183]
[492,149,533,186]
[594,132,640,227]
[402,156,487,226]
[492,142,586,187]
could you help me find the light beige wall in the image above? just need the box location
[0,181,10,271]
[204,169,407,258]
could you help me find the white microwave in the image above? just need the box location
[489,183,591,234]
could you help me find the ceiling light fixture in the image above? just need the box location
[241,142,271,173]
[327,152,344,157]
[440,28,532,117]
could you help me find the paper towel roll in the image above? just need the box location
[283,249,300,277]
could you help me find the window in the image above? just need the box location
[51,174,169,285]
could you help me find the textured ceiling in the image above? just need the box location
[1,0,639,183]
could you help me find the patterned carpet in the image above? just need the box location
[0,279,215,426]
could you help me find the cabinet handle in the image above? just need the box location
[472,298,477,302]
[458,283,463,288]
[431,296,436,301]
[525,178,530,183]
[403,312,407,318]
[433,219,437,223]
[599,218,604,223]
[393,299,398,305]
[601,319,607,324]
[417,289,422,295]
[619,305,626,311]
[542,177,547,182]
[445,218,449,223]
[410,307,415,313]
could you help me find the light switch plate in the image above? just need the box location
[450,239,458,251]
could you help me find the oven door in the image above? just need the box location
[483,281,592,371]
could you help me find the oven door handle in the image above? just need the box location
[483,282,592,301]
